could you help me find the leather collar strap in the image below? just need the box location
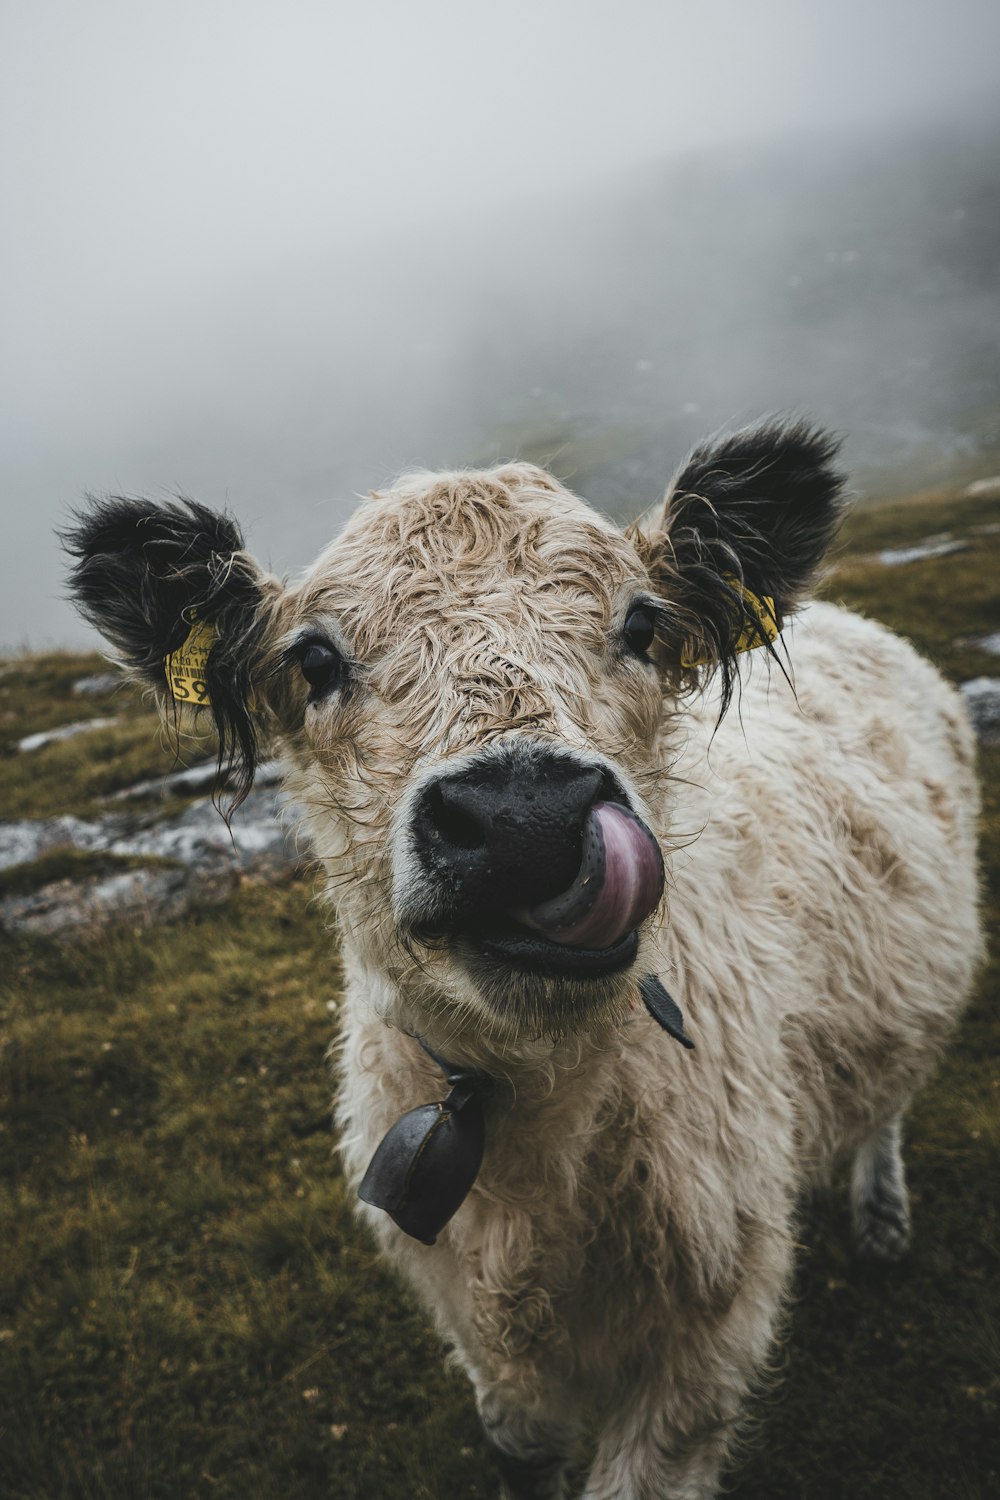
[358,976,693,1245]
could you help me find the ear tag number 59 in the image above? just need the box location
[164,619,217,706]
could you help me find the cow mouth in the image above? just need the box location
[473,924,641,978]
[463,802,664,979]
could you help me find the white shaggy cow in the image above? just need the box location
[65,421,981,1499]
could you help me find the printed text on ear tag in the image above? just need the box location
[681,578,780,669]
[164,620,217,706]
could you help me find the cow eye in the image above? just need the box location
[296,638,344,696]
[623,605,656,657]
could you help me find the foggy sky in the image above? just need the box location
[3,0,1000,650]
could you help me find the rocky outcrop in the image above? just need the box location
[876,535,967,566]
[954,632,1000,657]
[960,678,1000,748]
[962,477,1000,501]
[72,672,122,698]
[18,717,118,752]
[112,757,285,802]
[1,862,233,938]
[0,783,306,938]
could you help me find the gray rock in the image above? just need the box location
[962,477,1000,501]
[18,717,118,753]
[111,758,230,801]
[876,536,967,567]
[959,677,1000,746]
[73,672,122,698]
[0,863,239,938]
[0,813,126,871]
[113,756,286,802]
[953,632,1000,656]
[0,787,307,937]
[109,788,302,876]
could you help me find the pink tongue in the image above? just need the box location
[510,802,664,951]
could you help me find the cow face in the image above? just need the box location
[64,422,843,1043]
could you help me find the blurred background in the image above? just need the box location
[2,8,999,1498]
[3,0,999,651]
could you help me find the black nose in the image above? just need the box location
[413,749,607,913]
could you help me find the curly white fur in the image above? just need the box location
[263,465,981,1498]
[68,455,983,1499]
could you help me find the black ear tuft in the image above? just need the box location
[665,418,846,608]
[61,496,272,810]
[641,418,847,708]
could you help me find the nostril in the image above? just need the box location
[427,781,487,850]
[413,754,630,915]
[597,768,629,808]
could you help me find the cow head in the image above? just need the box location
[64,420,844,1047]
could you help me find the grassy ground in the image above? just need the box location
[0,657,217,822]
[1,487,997,1498]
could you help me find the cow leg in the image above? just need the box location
[581,1399,735,1500]
[478,1390,574,1500]
[851,1112,911,1262]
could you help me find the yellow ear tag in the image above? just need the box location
[164,618,217,706]
[681,579,780,669]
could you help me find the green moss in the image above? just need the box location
[837,484,1000,556]
[0,652,221,820]
[824,489,1000,684]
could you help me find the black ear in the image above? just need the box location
[61,496,277,808]
[638,418,847,702]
